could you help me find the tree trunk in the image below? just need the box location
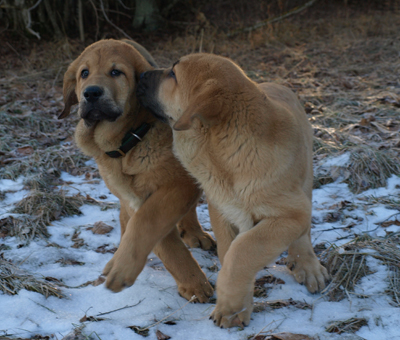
[78,0,84,42]
[43,0,62,38]
[63,0,71,32]
[133,0,161,31]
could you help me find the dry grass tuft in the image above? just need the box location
[344,146,400,193]
[12,189,85,225]
[326,317,368,335]
[313,168,335,189]
[313,135,343,156]
[0,145,92,181]
[4,190,116,243]
[5,190,86,243]
[0,215,49,243]
[0,255,63,298]
[322,234,400,305]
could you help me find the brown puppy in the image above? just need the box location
[59,40,214,302]
[137,53,329,327]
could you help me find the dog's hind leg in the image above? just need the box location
[286,230,329,293]
[207,202,237,265]
[210,211,308,328]
[153,227,213,303]
[177,203,216,250]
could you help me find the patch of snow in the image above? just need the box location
[2,169,400,339]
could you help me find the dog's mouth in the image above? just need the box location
[80,103,122,127]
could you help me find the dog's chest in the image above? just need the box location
[97,160,144,212]
[173,130,267,233]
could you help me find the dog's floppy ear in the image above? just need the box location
[59,64,78,119]
[123,43,154,82]
[173,81,224,131]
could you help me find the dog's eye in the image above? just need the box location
[111,69,123,77]
[169,69,176,80]
[81,69,89,79]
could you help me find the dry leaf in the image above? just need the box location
[79,315,105,322]
[156,330,171,340]
[91,221,114,234]
[255,275,285,285]
[379,220,400,228]
[16,145,34,155]
[95,244,117,254]
[271,333,313,340]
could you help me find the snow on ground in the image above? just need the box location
[1,155,400,340]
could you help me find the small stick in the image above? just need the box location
[138,295,197,332]
[96,299,145,316]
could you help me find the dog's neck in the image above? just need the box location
[75,104,156,158]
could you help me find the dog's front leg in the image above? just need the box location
[103,184,199,292]
[286,230,329,293]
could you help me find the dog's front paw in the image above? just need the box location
[286,255,330,293]
[103,249,145,292]
[178,280,214,303]
[210,287,253,328]
[210,301,251,328]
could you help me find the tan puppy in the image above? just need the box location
[59,40,214,302]
[137,53,329,327]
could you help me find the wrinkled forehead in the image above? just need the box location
[78,44,132,70]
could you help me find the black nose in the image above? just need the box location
[140,72,146,80]
[84,86,103,103]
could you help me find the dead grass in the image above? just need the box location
[12,189,85,225]
[362,195,400,211]
[0,215,49,243]
[0,255,63,298]
[0,143,93,181]
[312,145,400,192]
[253,298,311,313]
[326,317,368,335]
[5,190,85,243]
[344,146,400,193]
[321,234,400,305]
[2,190,117,243]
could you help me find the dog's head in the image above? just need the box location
[60,39,152,127]
[137,53,247,131]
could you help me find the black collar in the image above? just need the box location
[105,123,151,158]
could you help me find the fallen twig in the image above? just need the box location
[96,299,145,316]
[228,0,319,37]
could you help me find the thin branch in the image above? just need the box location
[78,0,84,42]
[117,0,134,10]
[88,0,99,41]
[99,0,133,40]
[28,0,43,11]
[43,0,62,37]
[20,0,43,39]
[96,299,145,316]
[228,0,319,37]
